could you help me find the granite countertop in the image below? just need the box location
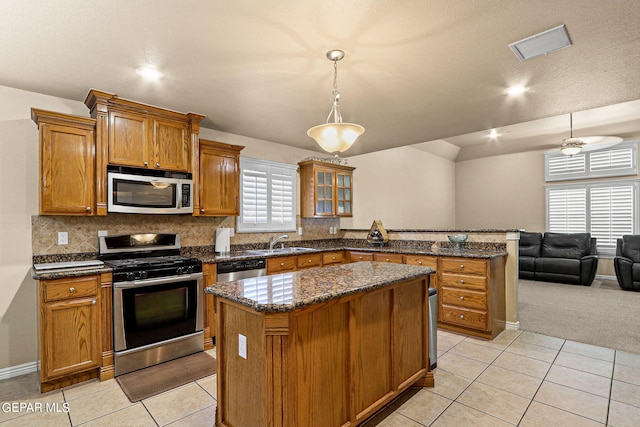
[205,261,435,313]
[198,244,507,264]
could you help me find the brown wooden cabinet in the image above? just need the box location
[202,263,217,349]
[196,140,244,216]
[32,109,96,215]
[322,250,345,265]
[299,160,355,218]
[107,109,190,172]
[373,253,405,264]
[296,252,322,269]
[348,251,374,262]
[39,275,102,390]
[267,255,297,274]
[84,89,204,214]
[438,256,505,339]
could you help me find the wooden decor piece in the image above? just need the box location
[367,219,389,245]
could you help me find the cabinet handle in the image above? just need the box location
[332,256,336,260]
[460,279,465,284]
[418,261,423,265]
[385,258,390,262]
[86,207,91,212]
[460,264,464,269]
[280,262,285,267]
[156,162,161,167]
[200,209,205,213]
[460,296,465,300]
[307,259,312,263]
[69,287,75,293]
[144,161,149,167]
[359,256,363,260]
[460,314,465,319]
[92,300,96,305]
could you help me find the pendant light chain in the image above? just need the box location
[332,59,340,98]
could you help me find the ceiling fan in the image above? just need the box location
[559,113,622,156]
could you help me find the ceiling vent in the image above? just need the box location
[509,24,572,61]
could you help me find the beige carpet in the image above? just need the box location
[518,278,640,355]
[117,352,216,402]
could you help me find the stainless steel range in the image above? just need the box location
[99,233,203,376]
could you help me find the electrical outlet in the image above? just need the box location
[57,232,68,245]
[238,334,247,359]
[298,227,303,236]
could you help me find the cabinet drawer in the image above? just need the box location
[405,255,437,269]
[322,251,344,265]
[440,273,487,290]
[349,251,373,262]
[267,256,297,274]
[441,287,487,310]
[373,253,404,264]
[441,305,488,330]
[44,276,99,302]
[297,253,322,269]
[440,258,487,276]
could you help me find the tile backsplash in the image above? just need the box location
[31,214,341,255]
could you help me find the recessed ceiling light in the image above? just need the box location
[489,129,499,139]
[136,65,163,80]
[506,85,528,96]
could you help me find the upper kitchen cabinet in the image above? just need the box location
[298,160,355,218]
[32,109,96,215]
[85,89,204,215]
[108,110,190,171]
[196,140,244,216]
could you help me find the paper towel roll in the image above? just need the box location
[215,228,231,254]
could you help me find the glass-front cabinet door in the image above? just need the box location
[336,172,352,216]
[315,169,334,215]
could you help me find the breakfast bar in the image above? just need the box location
[206,261,435,427]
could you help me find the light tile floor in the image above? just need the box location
[2,332,640,426]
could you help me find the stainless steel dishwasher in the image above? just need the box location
[216,258,267,281]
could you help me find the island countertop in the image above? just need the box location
[205,261,435,313]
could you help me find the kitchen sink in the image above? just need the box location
[247,247,315,255]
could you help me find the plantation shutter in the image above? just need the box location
[238,157,297,232]
[547,187,587,233]
[241,167,268,225]
[590,185,634,251]
[547,154,586,180]
[589,147,634,172]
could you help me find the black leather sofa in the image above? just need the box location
[614,235,640,291]
[519,232,598,286]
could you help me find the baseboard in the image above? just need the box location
[0,360,38,381]
[505,321,520,331]
[596,274,616,281]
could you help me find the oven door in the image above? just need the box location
[114,273,203,352]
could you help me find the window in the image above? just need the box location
[545,140,637,182]
[546,180,638,255]
[237,157,297,233]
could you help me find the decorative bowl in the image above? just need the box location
[448,234,468,251]
[447,234,468,244]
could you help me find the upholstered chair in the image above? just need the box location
[614,235,640,291]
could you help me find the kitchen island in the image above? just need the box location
[206,261,435,427]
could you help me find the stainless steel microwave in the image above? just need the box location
[107,165,194,214]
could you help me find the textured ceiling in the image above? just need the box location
[2,0,640,160]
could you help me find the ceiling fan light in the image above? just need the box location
[560,138,584,156]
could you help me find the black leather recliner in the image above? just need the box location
[519,231,598,286]
[614,235,640,291]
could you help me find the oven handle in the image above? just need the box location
[114,272,203,289]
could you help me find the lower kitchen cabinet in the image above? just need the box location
[437,256,506,339]
[347,251,374,262]
[202,263,217,349]
[267,256,297,274]
[373,253,404,264]
[39,274,109,391]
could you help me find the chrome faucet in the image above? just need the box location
[269,234,289,250]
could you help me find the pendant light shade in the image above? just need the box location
[307,50,364,153]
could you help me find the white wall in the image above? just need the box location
[455,150,546,231]
[342,146,456,230]
[0,85,88,370]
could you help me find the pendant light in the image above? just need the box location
[307,49,364,153]
[560,113,584,156]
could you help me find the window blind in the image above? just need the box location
[590,185,634,250]
[237,157,297,232]
[547,187,587,233]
